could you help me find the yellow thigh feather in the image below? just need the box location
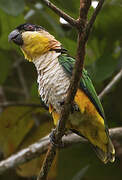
[49,89,108,152]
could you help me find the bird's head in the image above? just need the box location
[8,23,61,62]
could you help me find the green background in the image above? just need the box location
[0,0,122,179]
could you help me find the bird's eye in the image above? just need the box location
[24,25,34,31]
[28,25,34,30]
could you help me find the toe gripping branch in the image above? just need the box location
[49,129,64,148]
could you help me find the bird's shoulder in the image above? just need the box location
[58,53,105,120]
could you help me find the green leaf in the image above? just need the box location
[94,4,122,42]
[60,37,77,57]
[58,55,105,119]
[91,54,118,82]
[0,0,25,16]
[0,107,35,156]
[107,0,122,6]
[0,106,52,157]
[0,9,24,49]
[40,10,65,37]
[30,82,38,98]
[50,0,79,18]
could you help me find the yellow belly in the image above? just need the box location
[49,89,108,152]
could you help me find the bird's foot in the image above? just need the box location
[49,129,64,148]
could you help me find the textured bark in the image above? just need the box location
[41,0,78,27]
[0,128,121,174]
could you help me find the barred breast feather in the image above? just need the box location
[34,51,115,164]
[33,51,70,112]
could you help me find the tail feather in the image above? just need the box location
[93,137,115,163]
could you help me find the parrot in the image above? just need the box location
[8,23,115,163]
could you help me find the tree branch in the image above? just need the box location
[0,67,121,172]
[85,0,105,41]
[1,66,121,109]
[41,0,78,27]
[0,0,119,178]
[1,0,110,178]
[1,67,122,109]
[99,68,122,100]
[0,135,49,174]
[0,102,42,108]
[3,86,25,95]
[37,1,92,179]
[0,127,121,174]
[36,0,109,179]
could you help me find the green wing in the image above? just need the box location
[58,54,105,119]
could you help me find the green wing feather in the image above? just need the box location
[58,54,105,119]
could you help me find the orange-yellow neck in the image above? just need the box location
[21,30,61,62]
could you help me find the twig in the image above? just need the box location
[3,87,25,95]
[1,66,121,109]
[85,0,105,41]
[0,127,121,174]
[0,0,119,177]
[41,0,78,27]
[37,1,92,179]
[0,135,49,174]
[99,68,122,100]
[0,102,42,108]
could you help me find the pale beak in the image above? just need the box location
[8,29,23,45]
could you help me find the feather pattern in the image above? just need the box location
[9,23,115,163]
[34,51,115,163]
[58,54,115,163]
[33,51,70,112]
[58,54,105,120]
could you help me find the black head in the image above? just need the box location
[8,23,45,46]
[16,23,45,32]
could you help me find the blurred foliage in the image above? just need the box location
[0,0,25,16]
[0,0,122,180]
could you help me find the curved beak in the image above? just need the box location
[8,29,23,45]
